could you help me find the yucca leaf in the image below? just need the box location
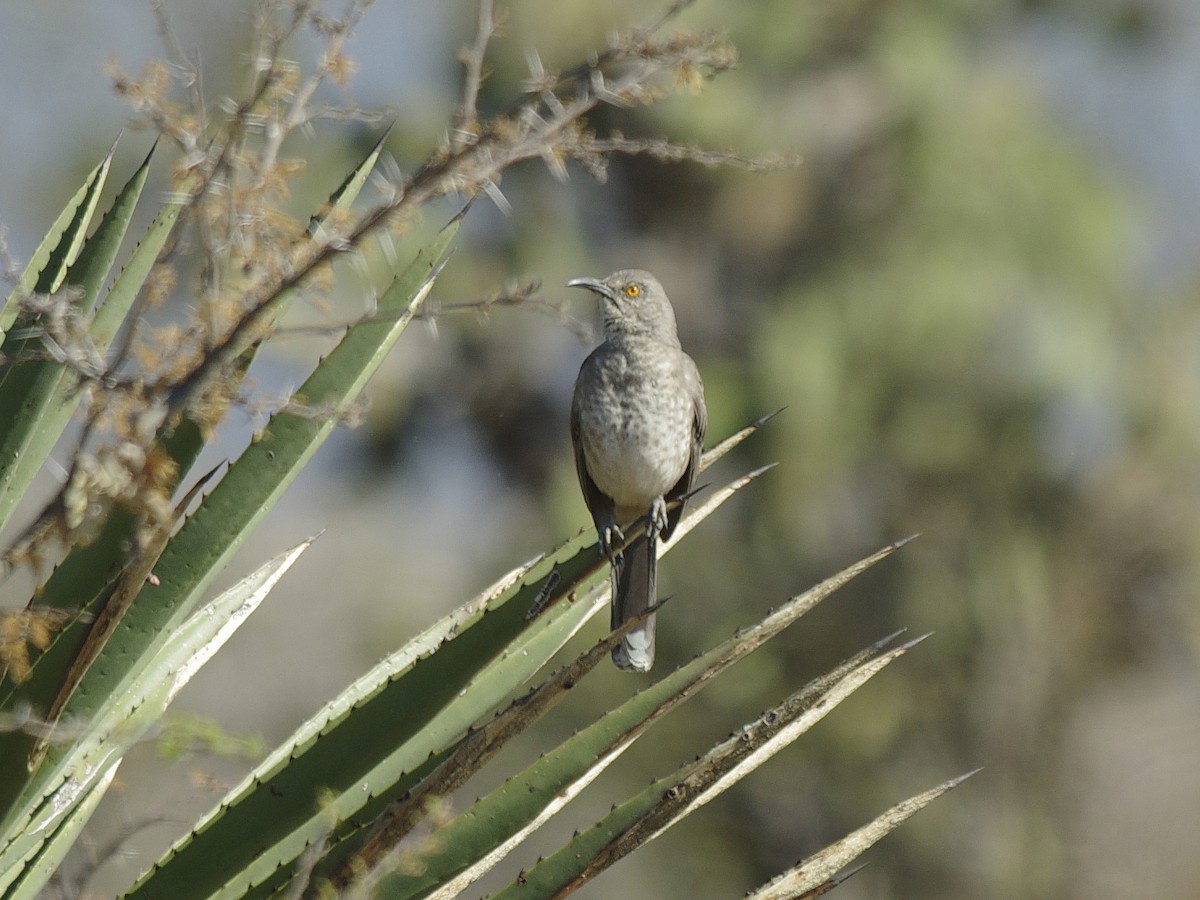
[131,563,607,900]
[487,634,923,900]
[0,539,311,894]
[123,458,769,900]
[43,216,457,720]
[294,606,656,897]
[132,415,776,899]
[0,145,151,533]
[701,406,783,470]
[158,125,395,490]
[367,541,906,899]
[0,760,121,900]
[308,126,392,236]
[744,770,980,900]
[0,138,388,733]
[67,142,157,316]
[0,218,456,863]
[0,142,115,336]
[0,135,390,709]
[0,180,193,816]
[0,185,189,702]
[0,441,213,736]
[90,186,182,352]
[251,455,775,898]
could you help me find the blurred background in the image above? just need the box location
[3,0,1200,897]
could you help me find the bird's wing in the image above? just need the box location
[570,368,616,531]
[662,356,707,542]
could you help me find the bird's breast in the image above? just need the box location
[575,342,694,508]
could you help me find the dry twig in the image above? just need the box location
[0,0,768,585]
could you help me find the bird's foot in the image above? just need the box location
[648,496,669,542]
[598,519,625,566]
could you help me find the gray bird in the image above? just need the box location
[569,270,707,671]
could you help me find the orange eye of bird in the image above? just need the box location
[624,284,641,298]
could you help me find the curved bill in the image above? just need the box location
[566,276,615,299]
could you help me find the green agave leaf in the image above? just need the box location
[0,760,121,900]
[368,541,907,899]
[153,126,391,492]
[67,143,158,316]
[489,634,924,900]
[0,189,189,716]
[158,125,396,495]
[0,539,312,895]
[0,142,115,336]
[0,145,152,534]
[308,126,392,236]
[0,437,212,737]
[307,610,655,894]
[165,129,403,413]
[0,160,184,814]
[2,137,393,727]
[0,219,456,861]
[0,132,392,724]
[701,406,782,470]
[124,459,769,900]
[257,452,777,898]
[133,565,607,900]
[117,414,773,900]
[744,770,980,900]
[49,216,458,726]
[90,180,183,353]
[217,556,599,900]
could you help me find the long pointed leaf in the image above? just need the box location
[2,762,122,900]
[124,461,767,900]
[700,406,783,471]
[489,635,923,900]
[368,542,906,899]
[306,607,658,894]
[147,130,391,504]
[0,228,455,824]
[0,141,382,723]
[0,439,213,730]
[308,126,392,236]
[0,146,148,533]
[90,187,182,352]
[0,143,114,335]
[0,191,189,716]
[745,770,980,900]
[279,461,773,899]
[121,423,774,899]
[0,540,311,891]
[7,211,453,835]
[37,218,457,735]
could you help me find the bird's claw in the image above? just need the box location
[599,521,625,565]
[648,496,668,542]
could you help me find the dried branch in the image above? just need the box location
[416,278,595,344]
[584,136,798,172]
[157,21,738,420]
[0,0,764,583]
[0,608,81,684]
[150,0,206,153]
[452,0,497,150]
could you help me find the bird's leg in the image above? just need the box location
[597,513,625,567]
[648,496,669,544]
[644,496,669,607]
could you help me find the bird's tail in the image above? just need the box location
[611,532,656,672]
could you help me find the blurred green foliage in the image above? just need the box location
[355,1,1200,897]
[156,713,264,764]
[5,0,1188,896]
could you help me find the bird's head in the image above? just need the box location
[567,269,680,344]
